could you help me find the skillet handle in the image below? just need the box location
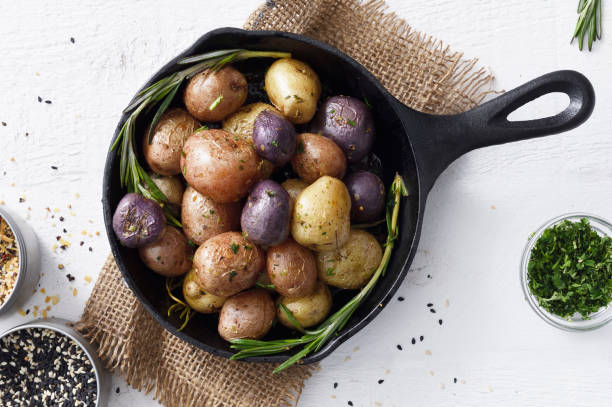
[405,70,595,192]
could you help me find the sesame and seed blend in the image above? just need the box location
[0,327,97,406]
[0,216,19,306]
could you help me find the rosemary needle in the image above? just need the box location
[572,0,602,51]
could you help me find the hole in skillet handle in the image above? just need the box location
[396,70,595,193]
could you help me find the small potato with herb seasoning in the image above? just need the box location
[291,133,346,184]
[277,281,332,329]
[194,231,264,297]
[222,102,280,141]
[265,58,321,124]
[138,226,193,277]
[281,178,308,214]
[184,66,248,122]
[143,108,200,176]
[149,173,184,207]
[180,129,263,203]
[291,176,351,252]
[241,180,291,246]
[181,186,242,245]
[266,238,317,298]
[182,269,226,313]
[218,288,276,341]
[316,229,382,289]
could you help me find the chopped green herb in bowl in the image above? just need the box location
[521,213,612,331]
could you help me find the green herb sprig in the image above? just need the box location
[528,218,612,319]
[166,277,194,331]
[572,0,602,51]
[229,174,407,373]
[111,49,290,225]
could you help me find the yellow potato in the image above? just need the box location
[222,102,280,141]
[281,178,308,214]
[291,176,351,252]
[265,58,321,124]
[277,282,332,329]
[316,229,383,289]
[182,269,226,313]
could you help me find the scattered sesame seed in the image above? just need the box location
[51,166,58,170]
[438,319,443,325]
[1,122,5,127]
[70,37,75,43]
[66,274,75,282]
[44,100,52,104]
[411,338,416,345]
[378,379,384,384]
[116,387,120,393]
[454,378,457,383]
[420,335,424,341]
[397,296,404,301]
[37,96,42,102]
[396,344,402,350]
[57,264,64,270]
[333,382,338,389]
[84,275,92,283]
[430,308,436,313]
[348,402,353,406]
[427,303,433,307]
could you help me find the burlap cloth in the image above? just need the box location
[77,1,494,406]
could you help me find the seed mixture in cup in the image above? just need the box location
[0,216,19,307]
[0,327,98,406]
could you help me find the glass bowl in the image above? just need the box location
[520,212,612,331]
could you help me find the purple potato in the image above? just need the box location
[241,180,291,246]
[252,110,297,166]
[344,171,385,223]
[310,96,375,163]
[112,193,165,248]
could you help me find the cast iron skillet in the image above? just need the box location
[102,27,595,364]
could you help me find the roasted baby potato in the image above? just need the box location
[291,133,346,183]
[281,178,308,214]
[180,129,263,203]
[265,58,321,124]
[149,173,184,207]
[252,110,297,166]
[112,193,165,248]
[316,229,382,289]
[310,96,375,163]
[143,108,200,176]
[240,180,291,246]
[291,176,351,252]
[344,171,386,223]
[182,268,226,313]
[266,238,317,298]
[277,281,332,329]
[194,231,264,297]
[138,226,193,277]
[183,66,247,122]
[218,288,276,341]
[181,186,242,245]
[222,102,280,141]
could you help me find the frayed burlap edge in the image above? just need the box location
[77,1,497,406]
[76,255,315,407]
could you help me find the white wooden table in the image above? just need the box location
[1,1,611,406]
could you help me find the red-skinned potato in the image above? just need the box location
[291,133,346,183]
[184,66,247,122]
[218,288,275,341]
[194,231,264,297]
[180,129,263,203]
[142,108,200,176]
[138,226,193,277]
[181,186,241,245]
[266,238,317,298]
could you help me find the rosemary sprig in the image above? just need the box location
[111,49,291,224]
[572,0,602,51]
[166,277,194,331]
[230,174,408,373]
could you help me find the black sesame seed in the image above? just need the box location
[51,165,58,170]
[397,296,404,302]
[59,216,64,222]
[427,303,433,307]
[378,379,384,384]
[88,247,93,252]
[1,122,6,127]
[396,344,402,350]
[56,236,61,241]
[45,100,52,104]
[25,309,30,315]
[66,274,75,282]
[420,335,424,341]
[63,228,67,233]
[348,402,353,406]
[80,241,84,246]
[411,338,416,345]
[38,96,42,102]
[333,382,338,389]
[427,274,431,278]
[116,387,120,393]
[439,319,443,325]
[70,37,75,43]
[454,378,457,383]
[430,308,436,313]
[0,327,97,405]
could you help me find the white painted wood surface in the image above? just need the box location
[1,1,611,406]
